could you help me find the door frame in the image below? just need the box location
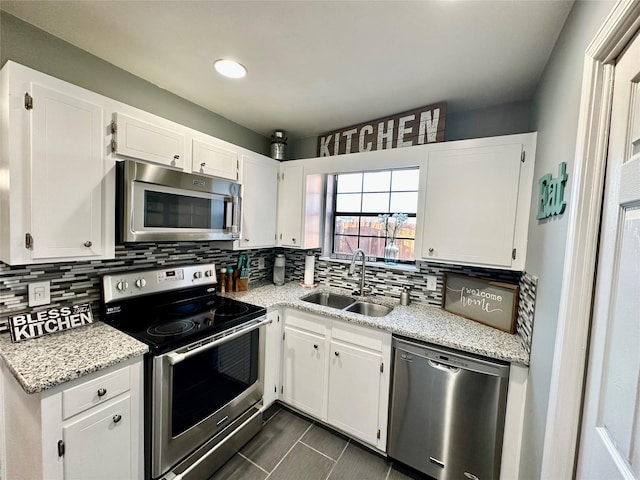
[540,1,640,478]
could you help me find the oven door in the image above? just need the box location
[151,317,268,479]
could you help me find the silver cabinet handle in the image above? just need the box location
[112,414,122,424]
[84,241,92,247]
[97,388,107,397]
[428,248,434,255]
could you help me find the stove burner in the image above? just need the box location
[147,320,196,337]
[212,304,250,317]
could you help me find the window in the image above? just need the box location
[332,168,418,262]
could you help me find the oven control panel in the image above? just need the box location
[103,263,218,303]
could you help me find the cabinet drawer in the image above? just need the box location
[331,320,386,352]
[62,366,131,419]
[285,310,328,336]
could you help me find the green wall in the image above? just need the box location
[0,11,271,155]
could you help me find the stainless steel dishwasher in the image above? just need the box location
[388,337,510,480]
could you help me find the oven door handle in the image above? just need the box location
[167,317,271,366]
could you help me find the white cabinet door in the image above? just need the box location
[192,138,239,181]
[62,396,132,480]
[327,340,382,446]
[239,155,278,249]
[419,144,522,268]
[113,112,185,169]
[277,164,303,247]
[282,326,326,418]
[263,310,282,409]
[276,164,323,249]
[30,83,107,261]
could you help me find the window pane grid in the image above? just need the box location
[332,168,418,263]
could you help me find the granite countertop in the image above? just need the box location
[0,321,148,394]
[224,282,530,366]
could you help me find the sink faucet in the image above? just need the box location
[348,248,367,296]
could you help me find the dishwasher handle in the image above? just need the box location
[428,359,460,373]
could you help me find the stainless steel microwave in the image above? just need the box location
[116,160,241,242]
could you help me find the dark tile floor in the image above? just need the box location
[209,403,431,480]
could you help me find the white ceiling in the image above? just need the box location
[1,0,575,139]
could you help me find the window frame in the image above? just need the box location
[330,167,418,264]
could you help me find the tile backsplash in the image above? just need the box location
[0,245,536,353]
[0,243,279,331]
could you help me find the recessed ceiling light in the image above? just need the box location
[213,59,247,79]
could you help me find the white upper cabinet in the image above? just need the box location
[112,112,186,169]
[0,62,114,265]
[237,154,279,249]
[192,138,240,181]
[415,135,535,270]
[277,164,304,247]
[277,164,323,249]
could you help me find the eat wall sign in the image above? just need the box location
[316,102,446,157]
[537,162,568,220]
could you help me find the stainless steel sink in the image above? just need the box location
[300,292,356,309]
[344,301,393,317]
[300,292,393,317]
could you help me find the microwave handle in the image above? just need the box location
[224,196,240,234]
[167,317,271,365]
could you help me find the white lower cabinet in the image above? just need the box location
[0,356,143,480]
[282,313,328,419]
[281,309,391,451]
[328,340,385,447]
[262,310,282,409]
[61,396,133,480]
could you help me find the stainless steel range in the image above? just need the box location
[102,263,268,480]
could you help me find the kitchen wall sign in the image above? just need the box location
[536,161,568,220]
[316,102,447,156]
[8,303,94,343]
[443,274,518,333]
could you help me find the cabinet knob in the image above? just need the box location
[200,162,206,168]
[292,238,296,243]
[244,238,250,242]
[334,351,340,357]
[84,241,92,247]
[428,248,434,255]
[97,388,107,397]
[313,344,318,349]
[112,414,122,424]
[174,155,180,160]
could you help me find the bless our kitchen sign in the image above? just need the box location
[317,102,446,157]
[8,304,94,342]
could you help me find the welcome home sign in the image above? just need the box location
[9,304,94,342]
[443,274,519,333]
[316,102,446,156]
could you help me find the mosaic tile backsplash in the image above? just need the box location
[0,244,536,353]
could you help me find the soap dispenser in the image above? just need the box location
[400,286,411,306]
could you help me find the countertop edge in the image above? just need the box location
[0,322,149,394]
[226,283,531,367]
